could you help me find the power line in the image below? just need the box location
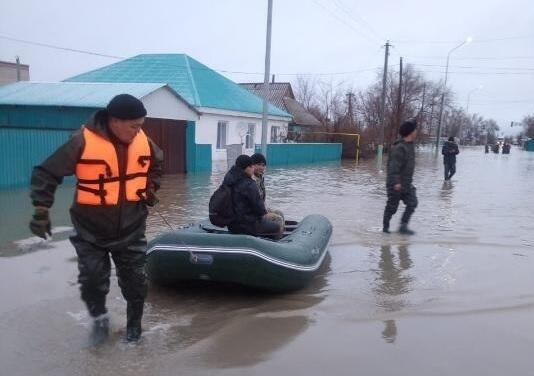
[311,0,379,47]
[391,34,534,45]
[405,55,534,61]
[412,69,534,76]
[329,0,383,43]
[0,33,384,77]
[409,63,534,71]
[0,35,124,59]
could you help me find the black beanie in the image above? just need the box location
[250,153,267,165]
[448,136,455,142]
[399,120,417,137]
[235,155,253,170]
[106,94,147,120]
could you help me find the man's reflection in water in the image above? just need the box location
[374,244,413,344]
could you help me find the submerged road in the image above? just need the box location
[1,146,533,375]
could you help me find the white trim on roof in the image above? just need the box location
[142,87,199,121]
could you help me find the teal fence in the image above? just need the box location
[255,143,342,166]
[0,127,74,188]
[0,105,97,130]
[524,139,534,152]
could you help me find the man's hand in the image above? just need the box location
[29,207,52,239]
[393,184,402,192]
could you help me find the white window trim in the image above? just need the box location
[216,121,228,150]
[246,123,256,149]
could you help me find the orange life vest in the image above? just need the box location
[75,127,151,205]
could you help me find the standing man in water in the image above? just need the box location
[442,136,460,181]
[383,119,418,235]
[29,94,163,344]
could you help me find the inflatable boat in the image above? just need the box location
[146,214,332,291]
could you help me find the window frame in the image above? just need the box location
[216,121,228,149]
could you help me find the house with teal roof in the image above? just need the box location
[66,54,292,161]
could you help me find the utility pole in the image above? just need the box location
[378,40,390,169]
[393,56,403,144]
[15,56,21,82]
[346,92,354,128]
[261,0,273,155]
[418,83,426,129]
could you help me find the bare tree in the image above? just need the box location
[294,75,318,110]
[522,114,534,138]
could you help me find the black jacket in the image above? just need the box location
[254,174,266,202]
[386,139,416,189]
[30,114,164,247]
[222,166,266,225]
[442,141,459,164]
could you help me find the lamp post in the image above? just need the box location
[435,37,472,150]
[462,84,482,144]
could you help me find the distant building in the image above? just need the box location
[0,59,30,85]
[239,82,321,142]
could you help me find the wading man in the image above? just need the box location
[29,94,163,344]
[442,136,459,181]
[383,120,418,235]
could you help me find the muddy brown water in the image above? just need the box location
[1,146,533,375]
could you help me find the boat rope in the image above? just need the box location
[152,206,198,262]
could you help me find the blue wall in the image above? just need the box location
[0,127,75,188]
[255,143,342,166]
[524,140,534,152]
[0,105,97,130]
[186,121,212,172]
[0,107,211,188]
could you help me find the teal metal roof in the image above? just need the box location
[0,81,168,107]
[66,54,291,118]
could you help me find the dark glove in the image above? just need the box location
[144,190,159,207]
[30,207,52,239]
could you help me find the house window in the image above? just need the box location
[217,121,227,149]
[270,126,280,143]
[245,123,255,149]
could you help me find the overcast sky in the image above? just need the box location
[1,0,533,135]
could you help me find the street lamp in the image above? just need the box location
[462,85,482,144]
[435,37,473,149]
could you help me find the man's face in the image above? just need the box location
[108,117,145,144]
[244,165,254,177]
[253,163,266,176]
[406,128,418,141]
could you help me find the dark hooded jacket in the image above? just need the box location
[30,112,164,247]
[222,165,266,226]
[441,140,459,164]
[386,139,416,190]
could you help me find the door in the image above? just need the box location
[143,118,186,174]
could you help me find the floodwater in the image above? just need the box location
[1,146,533,376]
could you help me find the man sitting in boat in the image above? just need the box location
[224,155,282,238]
[250,153,285,234]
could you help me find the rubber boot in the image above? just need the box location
[399,223,415,235]
[90,314,110,346]
[126,301,144,343]
[382,217,391,233]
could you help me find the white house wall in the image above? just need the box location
[196,112,289,161]
[141,87,199,121]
